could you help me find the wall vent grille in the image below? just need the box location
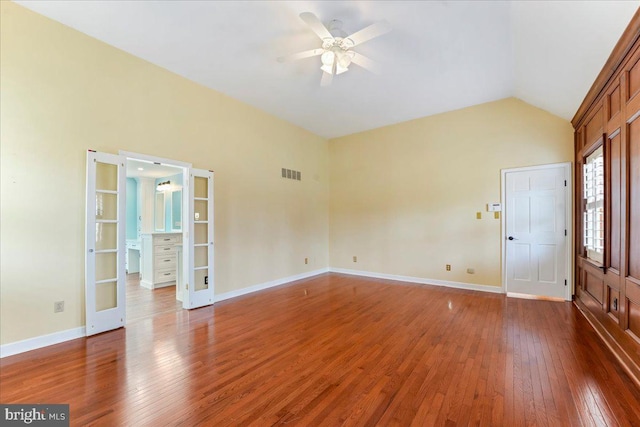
[281,168,301,181]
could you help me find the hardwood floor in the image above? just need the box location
[126,273,182,321]
[2,273,640,426]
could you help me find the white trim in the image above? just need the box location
[500,162,573,301]
[118,150,192,169]
[0,327,86,358]
[215,268,330,302]
[329,268,503,294]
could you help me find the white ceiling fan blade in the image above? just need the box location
[345,20,391,47]
[320,70,333,87]
[300,12,334,41]
[350,52,381,74]
[277,48,324,63]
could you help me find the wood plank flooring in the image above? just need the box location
[2,273,640,426]
[126,273,181,322]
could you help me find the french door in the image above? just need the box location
[183,168,214,309]
[86,152,214,335]
[85,150,126,335]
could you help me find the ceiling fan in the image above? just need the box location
[278,12,392,87]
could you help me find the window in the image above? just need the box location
[583,146,604,263]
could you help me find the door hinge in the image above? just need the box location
[564,180,567,187]
[564,229,567,236]
[565,279,567,287]
[186,283,189,290]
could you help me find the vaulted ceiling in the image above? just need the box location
[15,1,639,138]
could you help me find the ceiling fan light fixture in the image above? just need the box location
[337,52,352,69]
[321,51,335,67]
[336,64,349,75]
[320,64,334,74]
[282,12,392,86]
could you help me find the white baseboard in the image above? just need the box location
[215,268,330,302]
[329,267,503,294]
[0,327,86,359]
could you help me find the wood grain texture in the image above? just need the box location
[2,274,640,426]
[574,10,640,391]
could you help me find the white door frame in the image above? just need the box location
[119,150,193,312]
[500,162,573,300]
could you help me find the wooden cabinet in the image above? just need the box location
[572,8,640,387]
[125,239,141,274]
[140,232,182,289]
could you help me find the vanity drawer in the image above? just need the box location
[154,268,176,283]
[155,254,176,269]
[154,234,181,245]
[155,244,175,254]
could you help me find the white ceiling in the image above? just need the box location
[15,1,639,138]
[126,159,182,179]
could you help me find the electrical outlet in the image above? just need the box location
[446,264,451,271]
[353,256,357,262]
[305,257,308,265]
[54,301,64,313]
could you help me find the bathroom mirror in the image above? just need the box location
[172,190,182,231]
[154,192,165,231]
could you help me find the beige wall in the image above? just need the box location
[0,2,329,344]
[329,98,573,287]
[0,2,575,348]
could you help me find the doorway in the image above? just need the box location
[85,150,215,336]
[501,163,572,301]
[125,158,184,321]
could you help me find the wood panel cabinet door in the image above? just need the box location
[626,105,640,341]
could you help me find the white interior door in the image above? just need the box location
[86,150,126,335]
[504,165,569,300]
[183,168,214,309]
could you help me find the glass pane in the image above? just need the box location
[194,223,207,245]
[96,192,117,220]
[95,252,117,282]
[96,281,117,311]
[195,268,208,291]
[583,146,604,263]
[194,200,208,221]
[96,222,117,251]
[194,176,208,199]
[195,246,208,268]
[96,162,117,191]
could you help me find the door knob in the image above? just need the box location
[508,236,517,241]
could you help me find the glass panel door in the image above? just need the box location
[86,151,126,335]
[184,168,214,309]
